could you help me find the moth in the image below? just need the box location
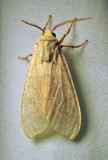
[19,15,92,140]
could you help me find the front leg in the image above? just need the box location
[18,53,33,59]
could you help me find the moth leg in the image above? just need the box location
[59,18,76,44]
[18,53,33,59]
[61,39,88,48]
[42,15,51,34]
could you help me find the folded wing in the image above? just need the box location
[45,53,81,140]
[21,53,49,138]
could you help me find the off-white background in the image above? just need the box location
[0,0,108,160]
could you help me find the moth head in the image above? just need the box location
[43,30,56,37]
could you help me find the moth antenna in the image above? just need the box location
[42,15,51,34]
[21,19,43,31]
[51,17,93,31]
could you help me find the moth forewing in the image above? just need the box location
[21,49,49,138]
[60,53,81,140]
[44,52,81,140]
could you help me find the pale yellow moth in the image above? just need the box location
[19,15,92,140]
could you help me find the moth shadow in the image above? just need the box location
[63,43,88,142]
[33,126,57,143]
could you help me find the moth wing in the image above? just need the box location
[46,53,81,140]
[21,48,49,138]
